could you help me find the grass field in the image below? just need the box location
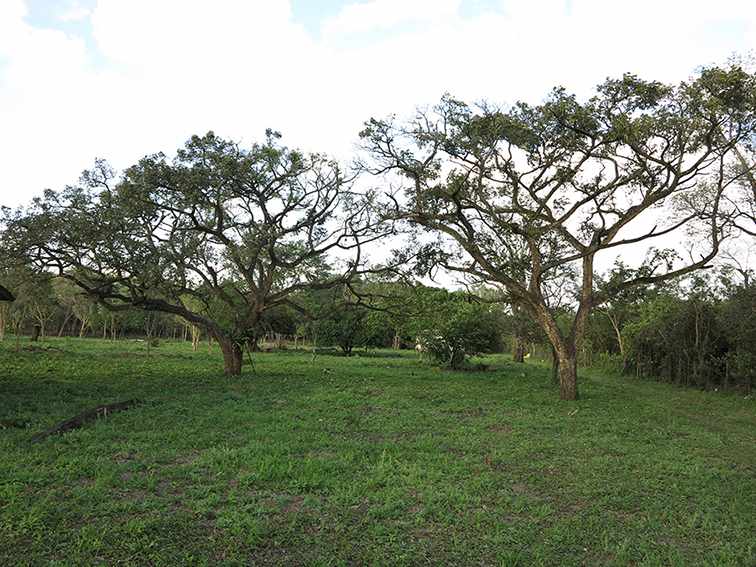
[1,338,754,566]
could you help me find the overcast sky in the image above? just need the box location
[1,0,755,209]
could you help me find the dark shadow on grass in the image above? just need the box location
[283,347,407,359]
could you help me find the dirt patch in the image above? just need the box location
[557,500,588,516]
[510,482,529,495]
[483,454,507,471]
[446,447,467,458]
[155,479,173,495]
[408,503,423,514]
[281,495,305,515]
[412,527,434,541]
[171,450,202,465]
[170,499,192,514]
[363,432,384,443]
[349,499,371,520]
[113,450,137,464]
[120,488,149,500]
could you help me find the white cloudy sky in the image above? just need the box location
[1,0,755,208]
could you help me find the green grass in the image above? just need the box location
[1,338,754,566]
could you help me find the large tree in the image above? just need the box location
[2,131,387,374]
[360,65,756,399]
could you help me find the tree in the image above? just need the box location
[0,281,14,340]
[298,284,369,355]
[52,277,98,337]
[26,275,56,341]
[0,267,52,345]
[2,131,386,374]
[310,297,369,356]
[724,53,756,237]
[505,302,542,363]
[361,65,756,399]
[409,287,503,369]
[718,283,756,391]
[357,279,419,350]
[594,262,653,371]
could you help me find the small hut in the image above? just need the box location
[0,284,15,302]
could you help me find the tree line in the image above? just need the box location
[1,259,753,393]
[1,63,754,400]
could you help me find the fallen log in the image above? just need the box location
[30,399,141,443]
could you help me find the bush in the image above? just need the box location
[411,289,503,369]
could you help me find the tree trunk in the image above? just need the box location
[449,347,465,369]
[605,311,626,369]
[30,324,41,342]
[57,311,73,337]
[512,336,526,363]
[551,346,559,385]
[557,353,578,400]
[218,338,242,375]
[530,304,580,400]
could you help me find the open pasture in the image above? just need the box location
[1,339,754,566]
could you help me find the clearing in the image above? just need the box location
[1,339,754,566]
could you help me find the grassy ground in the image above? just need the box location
[1,338,754,566]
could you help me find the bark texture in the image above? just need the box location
[512,336,526,363]
[218,338,243,375]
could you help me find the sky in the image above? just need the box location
[1,0,755,210]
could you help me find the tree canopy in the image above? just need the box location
[1,64,754,400]
[360,65,756,399]
[2,131,388,374]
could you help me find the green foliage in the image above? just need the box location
[1,132,384,372]
[297,286,370,354]
[719,285,756,374]
[361,64,756,399]
[361,308,396,348]
[611,275,755,390]
[0,267,57,339]
[311,300,369,355]
[409,288,504,368]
